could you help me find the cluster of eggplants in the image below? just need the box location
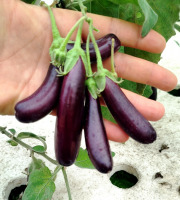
[14,32,157,173]
[15,33,120,123]
[14,33,120,170]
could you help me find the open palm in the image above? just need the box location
[0,0,177,142]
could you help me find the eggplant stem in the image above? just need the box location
[59,16,86,52]
[88,19,104,72]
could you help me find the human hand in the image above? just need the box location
[0,0,177,142]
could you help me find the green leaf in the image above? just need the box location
[138,0,158,37]
[7,140,18,146]
[17,132,47,152]
[17,132,46,141]
[21,0,36,4]
[119,79,152,97]
[101,106,117,124]
[32,145,46,153]
[22,167,55,200]
[109,0,138,5]
[83,0,179,65]
[8,128,16,135]
[75,148,95,169]
[136,83,146,95]
[75,148,115,169]
[28,157,46,175]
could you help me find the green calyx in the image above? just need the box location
[85,77,99,99]
[42,2,65,67]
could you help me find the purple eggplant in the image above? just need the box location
[15,64,62,123]
[55,58,85,166]
[66,33,121,62]
[84,90,113,173]
[101,77,157,144]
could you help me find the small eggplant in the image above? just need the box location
[66,33,121,62]
[15,64,62,123]
[84,90,113,173]
[55,58,85,166]
[101,77,157,144]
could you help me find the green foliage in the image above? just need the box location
[109,0,138,6]
[119,79,152,96]
[138,0,158,37]
[21,0,36,4]
[22,167,55,200]
[79,0,179,98]
[75,147,115,169]
[32,145,46,153]
[28,157,46,175]
[101,106,117,124]
[75,147,96,169]
[83,0,179,64]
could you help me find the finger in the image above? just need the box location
[52,9,166,53]
[104,119,129,143]
[103,52,178,92]
[101,88,165,122]
[84,13,166,53]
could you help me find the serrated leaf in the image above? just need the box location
[22,167,55,200]
[138,0,158,37]
[75,148,115,169]
[32,145,46,153]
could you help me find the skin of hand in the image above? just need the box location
[0,0,177,142]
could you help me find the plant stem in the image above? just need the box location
[111,38,116,74]
[53,165,63,180]
[0,126,33,150]
[0,126,59,166]
[77,0,87,16]
[59,16,86,51]
[43,2,61,40]
[74,20,84,48]
[86,34,93,76]
[62,167,72,200]
[88,19,104,71]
